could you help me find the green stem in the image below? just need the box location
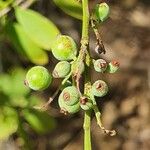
[81,0,91,150]
[82,0,89,39]
[83,110,91,150]
[17,114,32,150]
[93,104,116,136]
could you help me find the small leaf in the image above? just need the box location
[15,7,60,50]
[53,0,82,20]
[0,0,13,10]
[0,106,18,140]
[6,23,49,65]
[0,68,30,97]
[23,109,56,134]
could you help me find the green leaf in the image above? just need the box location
[6,23,49,65]
[27,95,44,107]
[15,7,60,50]
[0,106,18,140]
[0,0,13,10]
[23,109,56,134]
[0,68,30,97]
[53,0,82,20]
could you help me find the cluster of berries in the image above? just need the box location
[25,34,119,115]
[25,2,119,115]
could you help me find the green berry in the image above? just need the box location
[52,61,71,78]
[106,60,120,73]
[58,96,80,115]
[71,60,85,76]
[51,35,77,61]
[59,86,79,106]
[80,96,93,111]
[93,59,107,73]
[95,2,110,22]
[91,80,108,97]
[25,66,52,91]
[80,102,93,111]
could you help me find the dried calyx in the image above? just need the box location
[91,80,108,97]
[80,96,93,111]
[93,59,107,73]
[106,60,120,73]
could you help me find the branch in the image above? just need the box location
[93,105,116,136]
[0,0,36,18]
[90,18,106,54]
[80,0,92,150]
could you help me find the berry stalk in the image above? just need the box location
[80,0,92,150]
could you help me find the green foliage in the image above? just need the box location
[0,0,118,148]
[15,7,60,50]
[0,68,56,140]
[6,23,49,65]
[53,0,82,20]
[0,68,30,98]
[0,106,18,140]
[23,109,56,134]
[0,0,13,10]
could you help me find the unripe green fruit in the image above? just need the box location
[58,96,80,115]
[25,66,52,91]
[59,86,80,106]
[71,60,85,76]
[93,59,107,73]
[51,35,77,61]
[80,96,93,111]
[80,102,93,111]
[106,60,120,73]
[52,61,71,78]
[95,2,110,22]
[91,80,108,97]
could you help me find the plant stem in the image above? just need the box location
[0,0,36,18]
[81,0,91,150]
[17,114,32,150]
[82,0,89,40]
[83,110,91,150]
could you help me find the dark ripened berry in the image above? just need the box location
[52,61,71,78]
[106,60,120,73]
[94,2,110,22]
[25,66,52,91]
[91,80,108,97]
[51,35,77,61]
[59,86,80,106]
[93,59,107,73]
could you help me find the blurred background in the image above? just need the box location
[0,0,150,149]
